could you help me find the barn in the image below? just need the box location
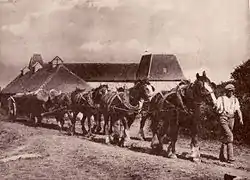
[65,63,138,90]
[0,55,91,109]
[65,53,186,92]
[1,53,186,107]
[136,53,186,92]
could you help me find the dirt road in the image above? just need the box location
[0,117,250,180]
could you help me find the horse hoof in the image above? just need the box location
[86,133,92,138]
[123,141,130,147]
[168,153,178,159]
[137,134,145,141]
[96,127,102,134]
[105,137,110,144]
[121,137,131,147]
[70,131,76,136]
[192,158,201,163]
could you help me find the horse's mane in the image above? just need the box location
[116,87,125,92]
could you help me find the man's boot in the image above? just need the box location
[227,143,235,163]
[219,143,227,162]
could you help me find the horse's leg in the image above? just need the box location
[109,115,116,144]
[103,112,109,135]
[105,114,113,144]
[86,115,94,137]
[166,110,179,159]
[111,116,123,145]
[81,115,88,135]
[138,113,148,140]
[151,112,165,153]
[56,114,64,133]
[38,116,43,125]
[190,124,200,162]
[151,113,160,150]
[92,112,101,134]
[60,117,65,132]
[91,111,97,133]
[70,112,78,136]
[57,118,62,133]
[123,114,136,146]
[122,117,131,147]
[109,115,113,135]
[189,106,201,162]
[33,115,39,127]
[95,112,102,133]
[34,115,42,126]
[66,111,73,133]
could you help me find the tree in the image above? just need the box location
[231,59,250,96]
[231,59,250,145]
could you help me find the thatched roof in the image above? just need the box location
[136,54,186,81]
[65,63,138,82]
[2,63,91,94]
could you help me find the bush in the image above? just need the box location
[179,96,248,144]
[230,59,250,145]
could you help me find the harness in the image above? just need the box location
[105,91,143,115]
[160,84,191,113]
[75,90,97,109]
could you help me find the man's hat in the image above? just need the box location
[225,84,235,91]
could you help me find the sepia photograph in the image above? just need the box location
[0,0,249,179]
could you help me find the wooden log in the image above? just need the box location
[14,89,49,102]
[41,106,67,117]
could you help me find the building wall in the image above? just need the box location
[88,81,180,93]
[88,82,135,91]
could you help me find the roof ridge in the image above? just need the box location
[64,62,139,65]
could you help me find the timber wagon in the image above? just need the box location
[7,90,49,124]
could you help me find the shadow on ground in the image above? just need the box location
[0,118,235,166]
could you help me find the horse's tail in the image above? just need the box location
[149,90,178,133]
[148,91,166,132]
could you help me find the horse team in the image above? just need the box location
[8,71,216,162]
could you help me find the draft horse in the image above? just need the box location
[99,79,154,146]
[70,84,109,136]
[150,71,215,162]
[43,89,72,132]
[117,85,156,141]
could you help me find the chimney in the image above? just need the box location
[29,54,44,73]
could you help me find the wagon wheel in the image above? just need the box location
[7,96,17,121]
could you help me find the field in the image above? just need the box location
[0,113,250,180]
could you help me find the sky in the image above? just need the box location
[0,0,249,87]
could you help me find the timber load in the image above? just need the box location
[7,89,49,122]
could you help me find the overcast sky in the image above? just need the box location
[0,0,249,87]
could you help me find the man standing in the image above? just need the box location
[215,84,244,163]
